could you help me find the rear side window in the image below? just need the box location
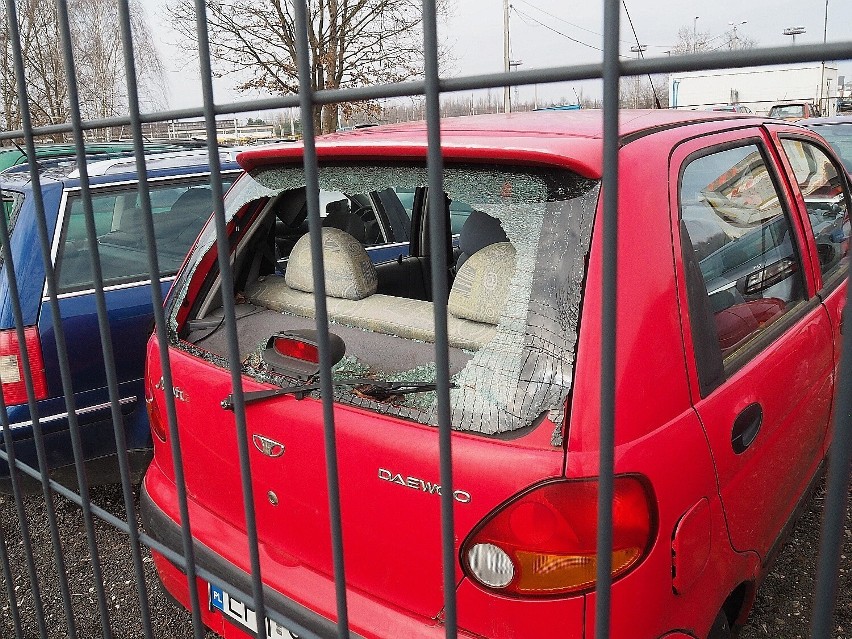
[0,190,24,243]
[680,144,806,375]
[779,138,850,284]
[56,176,235,294]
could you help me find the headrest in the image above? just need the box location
[322,207,367,243]
[286,228,378,300]
[457,210,509,270]
[169,187,213,215]
[448,242,516,325]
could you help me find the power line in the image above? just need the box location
[621,0,662,108]
[511,5,630,59]
[514,0,633,46]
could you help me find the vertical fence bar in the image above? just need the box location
[0,519,23,639]
[291,2,351,636]
[0,407,47,639]
[2,1,89,637]
[36,0,160,629]
[129,8,208,633]
[596,0,621,637]
[106,1,178,637]
[190,2,269,637]
[53,0,129,635]
[811,284,852,638]
[420,1,458,636]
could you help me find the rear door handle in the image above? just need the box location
[731,403,763,454]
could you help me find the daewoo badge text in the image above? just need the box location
[154,376,188,402]
[378,468,471,503]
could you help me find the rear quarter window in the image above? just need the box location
[0,190,25,256]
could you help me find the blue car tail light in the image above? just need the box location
[0,326,48,406]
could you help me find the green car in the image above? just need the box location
[0,141,202,172]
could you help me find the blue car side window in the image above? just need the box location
[56,178,234,294]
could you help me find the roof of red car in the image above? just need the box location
[237,109,762,180]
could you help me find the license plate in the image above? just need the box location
[209,583,298,638]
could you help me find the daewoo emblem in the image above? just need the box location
[253,435,285,458]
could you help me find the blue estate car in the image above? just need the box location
[0,150,242,489]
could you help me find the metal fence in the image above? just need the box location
[0,1,850,638]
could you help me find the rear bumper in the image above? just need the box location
[0,394,151,488]
[141,464,474,639]
[141,480,357,639]
[0,447,152,494]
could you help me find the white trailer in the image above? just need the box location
[669,63,839,116]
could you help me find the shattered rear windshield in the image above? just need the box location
[171,163,599,442]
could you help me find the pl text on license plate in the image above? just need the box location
[209,583,298,638]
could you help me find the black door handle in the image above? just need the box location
[842,305,846,335]
[731,403,763,454]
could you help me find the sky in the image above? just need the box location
[147,0,852,114]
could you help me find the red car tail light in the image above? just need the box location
[0,326,48,406]
[461,476,655,597]
[145,374,167,443]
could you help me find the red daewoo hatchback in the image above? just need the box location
[142,110,849,639]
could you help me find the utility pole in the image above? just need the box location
[504,0,511,113]
[820,0,829,115]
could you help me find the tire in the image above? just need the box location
[707,610,733,639]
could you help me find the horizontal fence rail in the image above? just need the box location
[0,1,849,639]
[2,41,852,142]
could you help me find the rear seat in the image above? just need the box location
[245,228,515,351]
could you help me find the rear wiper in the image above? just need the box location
[221,378,454,410]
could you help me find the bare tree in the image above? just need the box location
[0,0,69,130]
[719,28,757,51]
[71,0,167,124]
[672,24,757,56]
[0,0,166,136]
[672,25,712,55]
[167,0,451,134]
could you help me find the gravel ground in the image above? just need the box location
[0,478,849,639]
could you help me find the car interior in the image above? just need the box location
[182,186,513,379]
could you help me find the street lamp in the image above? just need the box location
[729,21,747,48]
[783,26,806,45]
[509,59,523,110]
[693,16,699,53]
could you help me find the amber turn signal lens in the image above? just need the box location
[461,476,655,597]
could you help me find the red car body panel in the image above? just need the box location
[146,340,568,636]
[668,127,836,561]
[142,111,848,639]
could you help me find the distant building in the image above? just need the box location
[669,63,840,116]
